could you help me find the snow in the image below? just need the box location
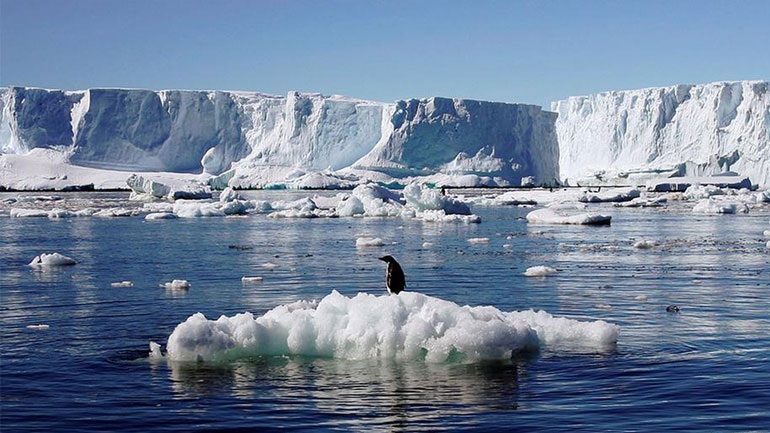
[524,266,558,277]
[161,290,619,362]
[553,81,770,188]
[28,252,77,267]
[526,208,612,225]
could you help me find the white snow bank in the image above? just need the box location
[524,266,558,277]
[526,208,611,225]
[163,290,619,363]
[28,252,77,267]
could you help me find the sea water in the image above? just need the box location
[1,191,769,432]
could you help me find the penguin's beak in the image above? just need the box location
[378,256,387,262]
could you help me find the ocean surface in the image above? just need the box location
[2,190,769,432]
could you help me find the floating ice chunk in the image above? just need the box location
[10,208,49,218]
[93,208,139,217]
[684,184,725,200]
[162,280,191,290]
[145,212,177,220]
[110,281,134,288]
[218,187,244,203]
[595,303,613,310]
[241,276,264,283]
[336,184,407,217]
[403,182,471,215]
[262,262,278,269]
[27,324,50,330]
[526,208,611,225]
[633,240,657,249]
[422,242,434,248]
[149,341,163,359]
[418,209,481,223]
[173,200,225,218]
[579,187,640,203]
[127,174,211,201]
[164,290,619,362]
[468,237,490,244]
[28,252,77,267]
[614,196,667,208]
[764,230,770,237]
[635,295,649,301]
[356,237,384,247]
[691,199,749,214]
[524,266,558,277]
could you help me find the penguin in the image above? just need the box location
[378,255,406,294]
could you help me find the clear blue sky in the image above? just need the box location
[1,0,768,108]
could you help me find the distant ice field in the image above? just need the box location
[1,190,769,432]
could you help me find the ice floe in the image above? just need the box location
[524,266,558,277]
[162,280,191,290]
[526,208,611,226]
[356,237,385,247]
[28,252,77,267]
[161,290,620,363]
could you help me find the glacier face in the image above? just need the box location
[0,87,559,188]
[2,80,768,190]
[552,81,770,187]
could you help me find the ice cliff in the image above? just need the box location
[3,80,768,190]
[0,87,558,188]
[552,81,770,187]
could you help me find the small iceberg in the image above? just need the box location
[526,208,611,226]
[524,266,558,277]
[161,290,620,363]
[356,237,385,247]
[28,252,77,267]
[161,280,191,290]
[241,276,264,283]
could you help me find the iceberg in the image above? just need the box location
[28,252,77,267]
[1,87,559,190]
[526,208,612,226]
[553,81,770,188]
[162,290,619,363]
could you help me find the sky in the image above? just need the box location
[1,0,768,108]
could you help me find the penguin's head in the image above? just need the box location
[378,255,395,263]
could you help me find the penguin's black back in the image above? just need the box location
[379,255,406,294]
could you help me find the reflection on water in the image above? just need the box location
[162,356,522,431]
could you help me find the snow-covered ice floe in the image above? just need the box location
[157,290,619,363]
[526,208,611,226]
[28,252,77,267]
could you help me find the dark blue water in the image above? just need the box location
[2,192,769,432]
